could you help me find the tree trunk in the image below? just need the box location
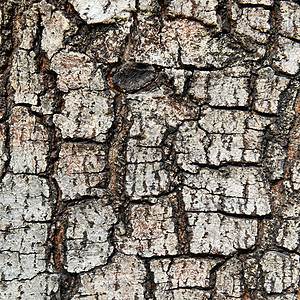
[0,0,300,299]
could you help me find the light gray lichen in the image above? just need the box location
[115,198,179,257]
[72,253,146,299]
[260,252,300,294]
[69,0,136,24]
[188,213,258,255]
[66,199,117,272]
[53,90,114,142]
[9,106,49,174]
[183,167,271,216]
[54,143,106,200]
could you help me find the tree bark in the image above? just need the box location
[0,0,300,299]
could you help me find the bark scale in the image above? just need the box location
[0,0,300,299]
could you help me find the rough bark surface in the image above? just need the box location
[0,0,299,299]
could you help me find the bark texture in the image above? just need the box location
[0,0,300,299]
